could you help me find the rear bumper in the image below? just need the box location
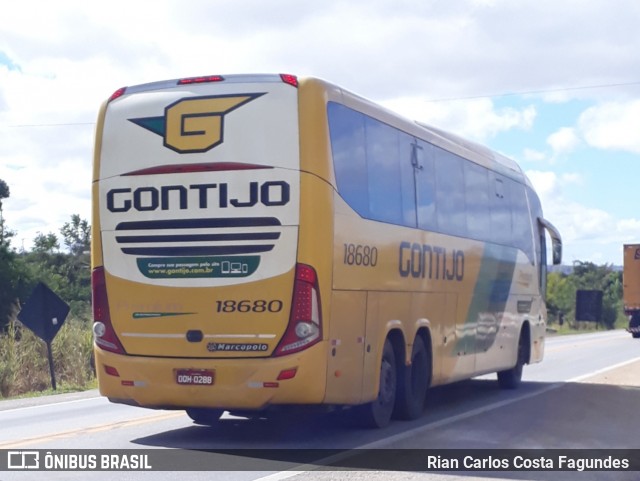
[95,342,328,410]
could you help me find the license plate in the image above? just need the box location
[176,369,215,386]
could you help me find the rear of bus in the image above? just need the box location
[92,74,331,413]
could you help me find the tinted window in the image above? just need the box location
[490,173,512,245]
[527,186,544,268]
[327,103,369,218]
[510,180,534,262]
[415,141,437,231]
[399,134,417,227]
[329,102,416,227]
[435,147,467,237]
[329,101,534,251]
[365,116,403,224]
[464,161,491,240]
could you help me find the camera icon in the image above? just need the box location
[7,451,40,470]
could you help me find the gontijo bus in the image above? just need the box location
[91,73,562,428]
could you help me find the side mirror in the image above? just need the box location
[552,238,562,265]
[539,217,562,265]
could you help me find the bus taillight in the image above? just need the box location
[108,87,127,103]
[178,75,224,85]
[92,267,126,355]
[274,264,322,356]
[280,74,298,87]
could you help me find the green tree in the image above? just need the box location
[0,245,31,329]
[60,214,90,256]
[0,180,28,328]
[57,215,91,320]
[16,217,92,324]
[33,232,60,253]
[0,179,8,204]
[546,271,575,322]
[0,178,15,247]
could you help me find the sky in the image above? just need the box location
[0,0,638,265]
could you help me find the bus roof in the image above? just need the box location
[322,78,532,188]
[109,73,533,189]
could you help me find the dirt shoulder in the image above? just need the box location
[579,358,640,387]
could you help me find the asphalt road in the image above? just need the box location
[1,329,639,481]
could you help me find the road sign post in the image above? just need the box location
[17,283,70,390]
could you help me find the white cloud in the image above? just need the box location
[547,127,580,158]
[578,100,640,153]
[526,169,637,265]
[382,97,536,142]
[523,148,547,162]
[560,172,583,185]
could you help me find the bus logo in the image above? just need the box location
[129,93,265,153]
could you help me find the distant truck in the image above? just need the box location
[623,244,640,338]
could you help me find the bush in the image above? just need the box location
[0,318,95,398]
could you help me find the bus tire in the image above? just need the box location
[394,336,429,420]
[497,329,527,390]
[354,339,397,428]
[185,408,224,426]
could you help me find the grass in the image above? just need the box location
[547,314,629,336]
[0,318,96,399]
[5,379,98,400]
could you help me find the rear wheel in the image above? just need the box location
[185,408,224,426]
[497,329,528,390]
[395,336,430,420]
[354,339,397,428]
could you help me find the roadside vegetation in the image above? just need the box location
[0,178,94,398]
[0,177,630,399]
[546,261,627,332]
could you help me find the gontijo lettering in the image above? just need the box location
[106,181,290,213]
[399,241,464,281]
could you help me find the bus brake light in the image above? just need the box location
[108,87,127,103]
[280,74,298,88]
[178,75,224,85]
[92,267,126,355]
[273,264,322,356]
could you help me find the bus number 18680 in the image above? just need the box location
[343,243,378,267]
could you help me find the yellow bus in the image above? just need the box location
[91,74,562,428]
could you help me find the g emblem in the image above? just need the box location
[130,93,264,154]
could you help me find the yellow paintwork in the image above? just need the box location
[91,101,108,269]
[95,341,328,409]
[102,268,295,358]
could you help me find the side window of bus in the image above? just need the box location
[328,102,416,228]
[434,147,467,237]
[510,180,534,263]
[415,140,437,231]
[327,103,369,218]
[398,133,417,228]
[464,161,491,241]
[365,117,403,225]
[527,186,547,288]
[490,173,512,245]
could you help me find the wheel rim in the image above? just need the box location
[379,357,394,405]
